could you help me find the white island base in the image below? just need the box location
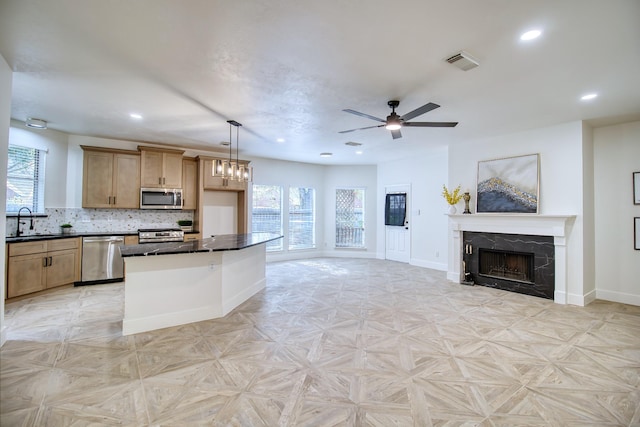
[122,244,266,335]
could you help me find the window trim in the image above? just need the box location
[6,144,47,214]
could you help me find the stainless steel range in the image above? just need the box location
[138,228,184,244]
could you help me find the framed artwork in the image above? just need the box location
[476,153,539,213]
[634,172,640,205]
[635,218,640,250]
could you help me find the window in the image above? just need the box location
[252,185,283,251]
[289,187,315,250]
[6,145,46,213]
[335,188,365,248]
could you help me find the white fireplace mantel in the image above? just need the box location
[447,214,576,304]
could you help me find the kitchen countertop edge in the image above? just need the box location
[120,233,283,257]
[6,231,138,243]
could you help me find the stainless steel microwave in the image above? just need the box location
[140,188,183,210]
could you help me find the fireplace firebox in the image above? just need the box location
[463,231,555,299]
[479,248,534,283]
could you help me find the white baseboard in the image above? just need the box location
[595,289,640,307]
[410,258,447,271]
[222,279,265,315]
[123,304,221,336]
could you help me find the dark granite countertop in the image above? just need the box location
[119,233,283,257]
[6,231,138,244]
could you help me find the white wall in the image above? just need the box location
[448,121,591,305]
[377,146,449,269]
[593,120,640,305]
[1,54,12,347]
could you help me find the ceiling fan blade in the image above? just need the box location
[338,124,385,134]
[403,121,458,128]
[391,129,402,139]
[400,102,440,121]
[342,109,386,123]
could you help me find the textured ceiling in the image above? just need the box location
[1,0,639,165]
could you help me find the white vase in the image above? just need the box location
[448,205,457,215]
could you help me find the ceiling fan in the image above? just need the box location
[339,100,458,139]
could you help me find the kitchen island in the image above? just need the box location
[119,233,281,335]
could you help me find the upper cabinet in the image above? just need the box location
[182,158,198,210]
[82,146,141,209]
[200,157,250,192]
[139,146,184,188]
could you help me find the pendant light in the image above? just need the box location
[225,120,252,182]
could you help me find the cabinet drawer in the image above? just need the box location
[47,237,80,251]
[124,235,139,245]
[9,241,48,256]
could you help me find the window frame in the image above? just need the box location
[288,186,316,251]
[6,144,46,214]
[251,184,284,252]
[335,187,366,249]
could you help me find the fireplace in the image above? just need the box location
[448,214,576,304]
[479,248,534,283]
[463,231,555,299]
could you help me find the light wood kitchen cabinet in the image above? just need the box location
[182,158,198,210]
[124,235,139,245]
[201,158,249,192]
[139,147,184,188]
[184,233,202,242]
[6,238,81,298]
[82,146,141,209]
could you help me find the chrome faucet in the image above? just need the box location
[16,206,34,236]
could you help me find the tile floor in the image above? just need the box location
[1,258,639,426]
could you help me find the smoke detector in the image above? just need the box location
[446,51,479,71]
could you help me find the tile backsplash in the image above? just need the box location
[6,208,194,237]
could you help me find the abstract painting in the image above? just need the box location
[476,153,539,213]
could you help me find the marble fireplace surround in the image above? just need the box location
[448,214,576,304]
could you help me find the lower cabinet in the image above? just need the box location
[6,238,81,299]
[184,233,202,242]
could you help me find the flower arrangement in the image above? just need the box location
[442,184,463,205]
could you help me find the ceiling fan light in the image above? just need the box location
[385,122,401,131]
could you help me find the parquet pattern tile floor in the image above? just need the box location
[1,258,639,426]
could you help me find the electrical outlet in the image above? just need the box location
[209,263,216,271]
[435,251,440,257]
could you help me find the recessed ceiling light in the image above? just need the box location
[25,117,47,129]
[276,138,285,143]
[355,151,363,155]
[520,29,542,41]
[320,152,332,157]
[130,113,143,119]
[581,93,598,101]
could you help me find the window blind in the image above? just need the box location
[6,145,46,213]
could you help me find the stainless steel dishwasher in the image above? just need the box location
[81,236,125,284]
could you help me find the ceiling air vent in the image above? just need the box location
[345,141,362,147]
[446,51,479,71]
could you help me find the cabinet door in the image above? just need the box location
[140,150,164,187]
[7,253,47,298]
[202,160,225,190]
[114,153,141,208]
[46,249,78,288]
[184,233,201,242]
[182,159,198,210]
[163,153,183,188]
[83,151,114,208]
